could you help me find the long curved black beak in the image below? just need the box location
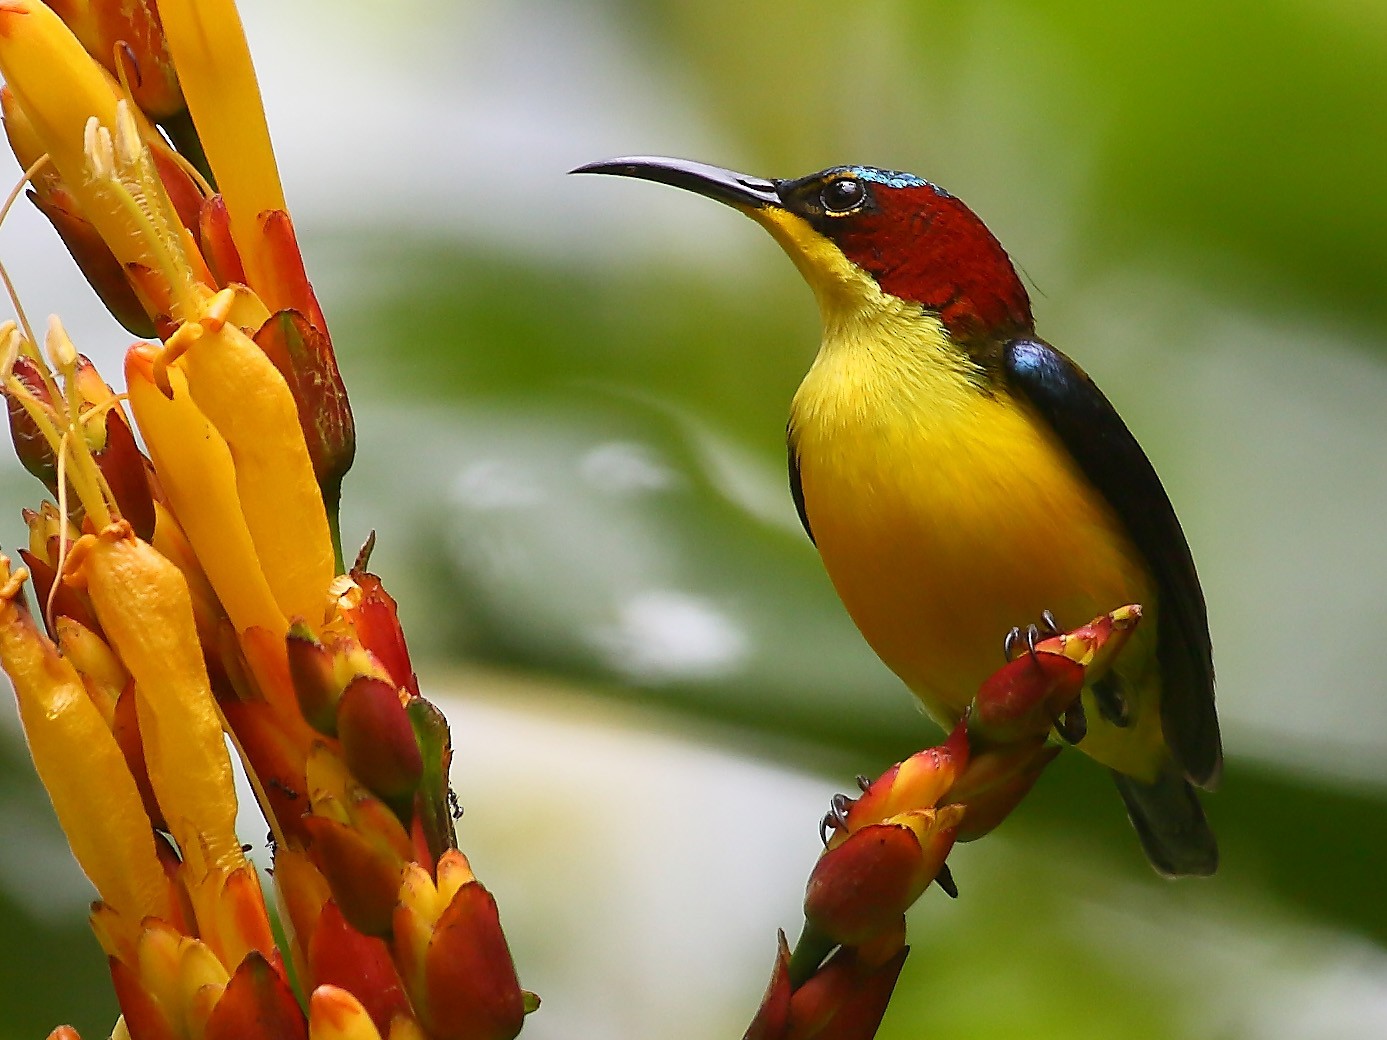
[570,156,782,210]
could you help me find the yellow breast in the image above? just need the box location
[790,297,1156,767]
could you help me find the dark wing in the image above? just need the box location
[787,427,815,543]
[1002,338,1222,789]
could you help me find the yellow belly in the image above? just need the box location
[791,321,1166,779]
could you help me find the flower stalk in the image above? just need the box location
[0,1,529,1036]
[745,606,1143,1038]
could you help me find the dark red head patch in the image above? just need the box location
[776,167,1034,343]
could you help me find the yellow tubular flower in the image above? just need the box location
[125,344,287,638]
[0,3,201,317]
[155,0,286,304]
[0,556,172,924]
[75,520,245,879]
[172,295,335,627]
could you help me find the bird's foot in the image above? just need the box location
[819,783,963,898]
[819,790,857,845]
[1002,609,1062,661]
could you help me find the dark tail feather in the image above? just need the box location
[1111,767,1218,878]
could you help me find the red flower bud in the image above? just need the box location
[785,944,908,1040]
[337,675,423,815]
[805,810,960,948]
[302,812,408,939]
[253,309,354,511]
[202,952,307,1040]
[422,881,526,1040]
[971,650,1084,745]
[307,901,411,1037]
[286,623,340,737]
[97,408,156,542]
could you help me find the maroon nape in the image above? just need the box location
[829,185,1034,342]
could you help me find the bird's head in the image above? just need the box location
[573,156,1034,345]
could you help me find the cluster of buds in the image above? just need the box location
[744,606,1141,1039]
[0,2,531,1038]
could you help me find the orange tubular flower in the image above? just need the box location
[0,1,529,1037]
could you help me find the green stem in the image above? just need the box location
[787,920,838,988]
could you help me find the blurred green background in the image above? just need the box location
[3,0,1387,1036]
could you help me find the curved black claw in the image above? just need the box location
[1055,700,1088,744]
[819,791,857,846]
[1093,674,1132,727]
[935,861,960,899]
[1004,611,1063,662]
[855,775,873,793]
[1003,625,1023,661]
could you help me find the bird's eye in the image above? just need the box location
[820,178,866,214]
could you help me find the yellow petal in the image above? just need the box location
[78,521,245,878]
[175,306,334,627]
[434,849,477,906]
[155,0,286,301]
[0,556,171,923]
[125,342,287,638]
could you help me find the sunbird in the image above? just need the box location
[574,156,1222,876]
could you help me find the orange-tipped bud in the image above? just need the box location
[303,745,415,937]
[392,853,527,1040]
[970,605,1142,745]
[337,676,423,816]
[330,571,418,698]
[202,952,307,1040]
[288,622,341,736]
[44,1027,82,1040]
[109,951,181,1040]
[307,902,412,1038]
[837,725,968,841]
[308,985,386,1040]
[302,814,407,939]
[804,807,962,948]
[257,211,327,334]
